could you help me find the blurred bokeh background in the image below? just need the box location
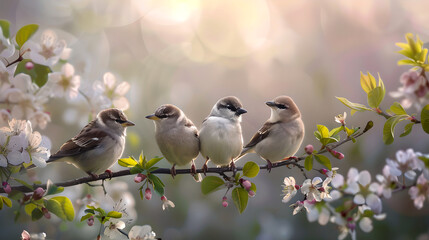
[1,0,429,239]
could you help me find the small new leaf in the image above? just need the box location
[107,211,122,218]
[148,174,164,196]
[0,19,10,38]
[118,157,138,168]
[50,196,75,221]
[421,104,429,134]
[383,115,409,144]
[388,102,408,116]
[201,176,225,195]
[242,161,260,178]
[305,155,313,171]
[336,97,371,115]
[400,122,414,137]
[16,24,39,48]
[145,157,163,169]
[231,187,249,214]
[360,71,377,94]
[314,154,332,170]
[15,60,52,87]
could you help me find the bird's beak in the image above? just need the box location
[266,101,276,107]
[145,114,160,120]
[236,108,247,115]
[122,120,135,127]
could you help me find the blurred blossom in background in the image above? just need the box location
[1,0,429,239]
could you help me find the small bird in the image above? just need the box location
[36,108,135,177]
[240,96,304,172]
[146,104,199,177]
[199,96,247,172]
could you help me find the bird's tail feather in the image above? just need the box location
[234,147,254,162]
[24,156,60,170]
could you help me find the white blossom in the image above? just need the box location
[386,149,419,180]
[103,218,125,239]
[161,196,175,210]
[93,72,130,111]
[48,63,80,100]
[129,225,157,240]
[23,30,66,66]
[301,177,323,202]
[0,28,15,59]
[282,176,297,203]
[409,174,429,209]
[389,70,429,111]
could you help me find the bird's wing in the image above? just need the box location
[48,129,110,161]
[243,121,275,149]
[185,118,199,138]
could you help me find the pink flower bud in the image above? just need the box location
[294,184,300,190]
[145,187,152,200]
[134,173,147,183]
[248,190,255,197]
[320,169,328,175]
[161,195,167,202]
[222,201,228,207]
[25,61,34,70]
[2,182,11,194]
[32,187,45,200]
[242,180,252,191]
[304,144,314,155]
[42,207,51,219]
[222,196,227,201]
[346,222,356,231]
[87,215,94,226]
[337,152,344,160]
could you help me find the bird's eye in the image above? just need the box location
[226,105,237,111]
[277,104,288,109]
[116,119,126,124]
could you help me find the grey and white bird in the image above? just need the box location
[146,104,199,177]
[240,96,304,172]
[199,96,247,172]
[35,108,135,176]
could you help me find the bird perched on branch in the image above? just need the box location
[239,96,304,172]
[199,96,247,172]
[146,104,199,177]
[28,108,135,177]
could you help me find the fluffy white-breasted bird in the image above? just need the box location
[39,108,134,176]
[199,96,247,171]
[240,96,304,172]
[146,104,199,177]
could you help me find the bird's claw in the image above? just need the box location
[191,163,197,176]
[104,169,113,180]
[266,160,273,173]
[170,165,176,179]
[229,161,236,171]
[202,163,208,176]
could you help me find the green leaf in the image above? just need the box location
[46,180,64,195]
[336,97,371,115]
[84,209,95,214]
[118,157,137,168]
[16,24,39,48]
[314,154,332,170]
[397,59,417,66]
[317,125,330,138]
[130,166,144,174]
[360,71,377,93]
[304,155,313,171]
[250,182,257,193]
[242,161,260,178]
[50,196,75,221]
[201,176,225,195]
[231,187,249,214]
[0,20,11,38]
[383,115,408,144]
[363,121,374,133]
[0,198,3,210]
[329,126,343,137]
[367,86,384,108]
[80,213,93,222]
[388,102,408,115]
[421,104,429,134]
[107,211,122,218]
[14,59,52,87]
[320,137,339,146]
[25,203,38,216]
[148,174,164,196]
[46,199,66,220]
[31,208,43,221]
[145,157,163,169]
[1,196,12,208]
[400,122,414,137]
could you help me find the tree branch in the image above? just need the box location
[1,123,372,193]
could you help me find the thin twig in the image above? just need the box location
[1,123,371,193]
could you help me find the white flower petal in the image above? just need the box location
[366,194,382,214]
[359,217,373,233]
[318,207,330,225]
[353,194,365,205]
[331,174,344,188]
[358,170,371,186]
[103,72,116,89]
